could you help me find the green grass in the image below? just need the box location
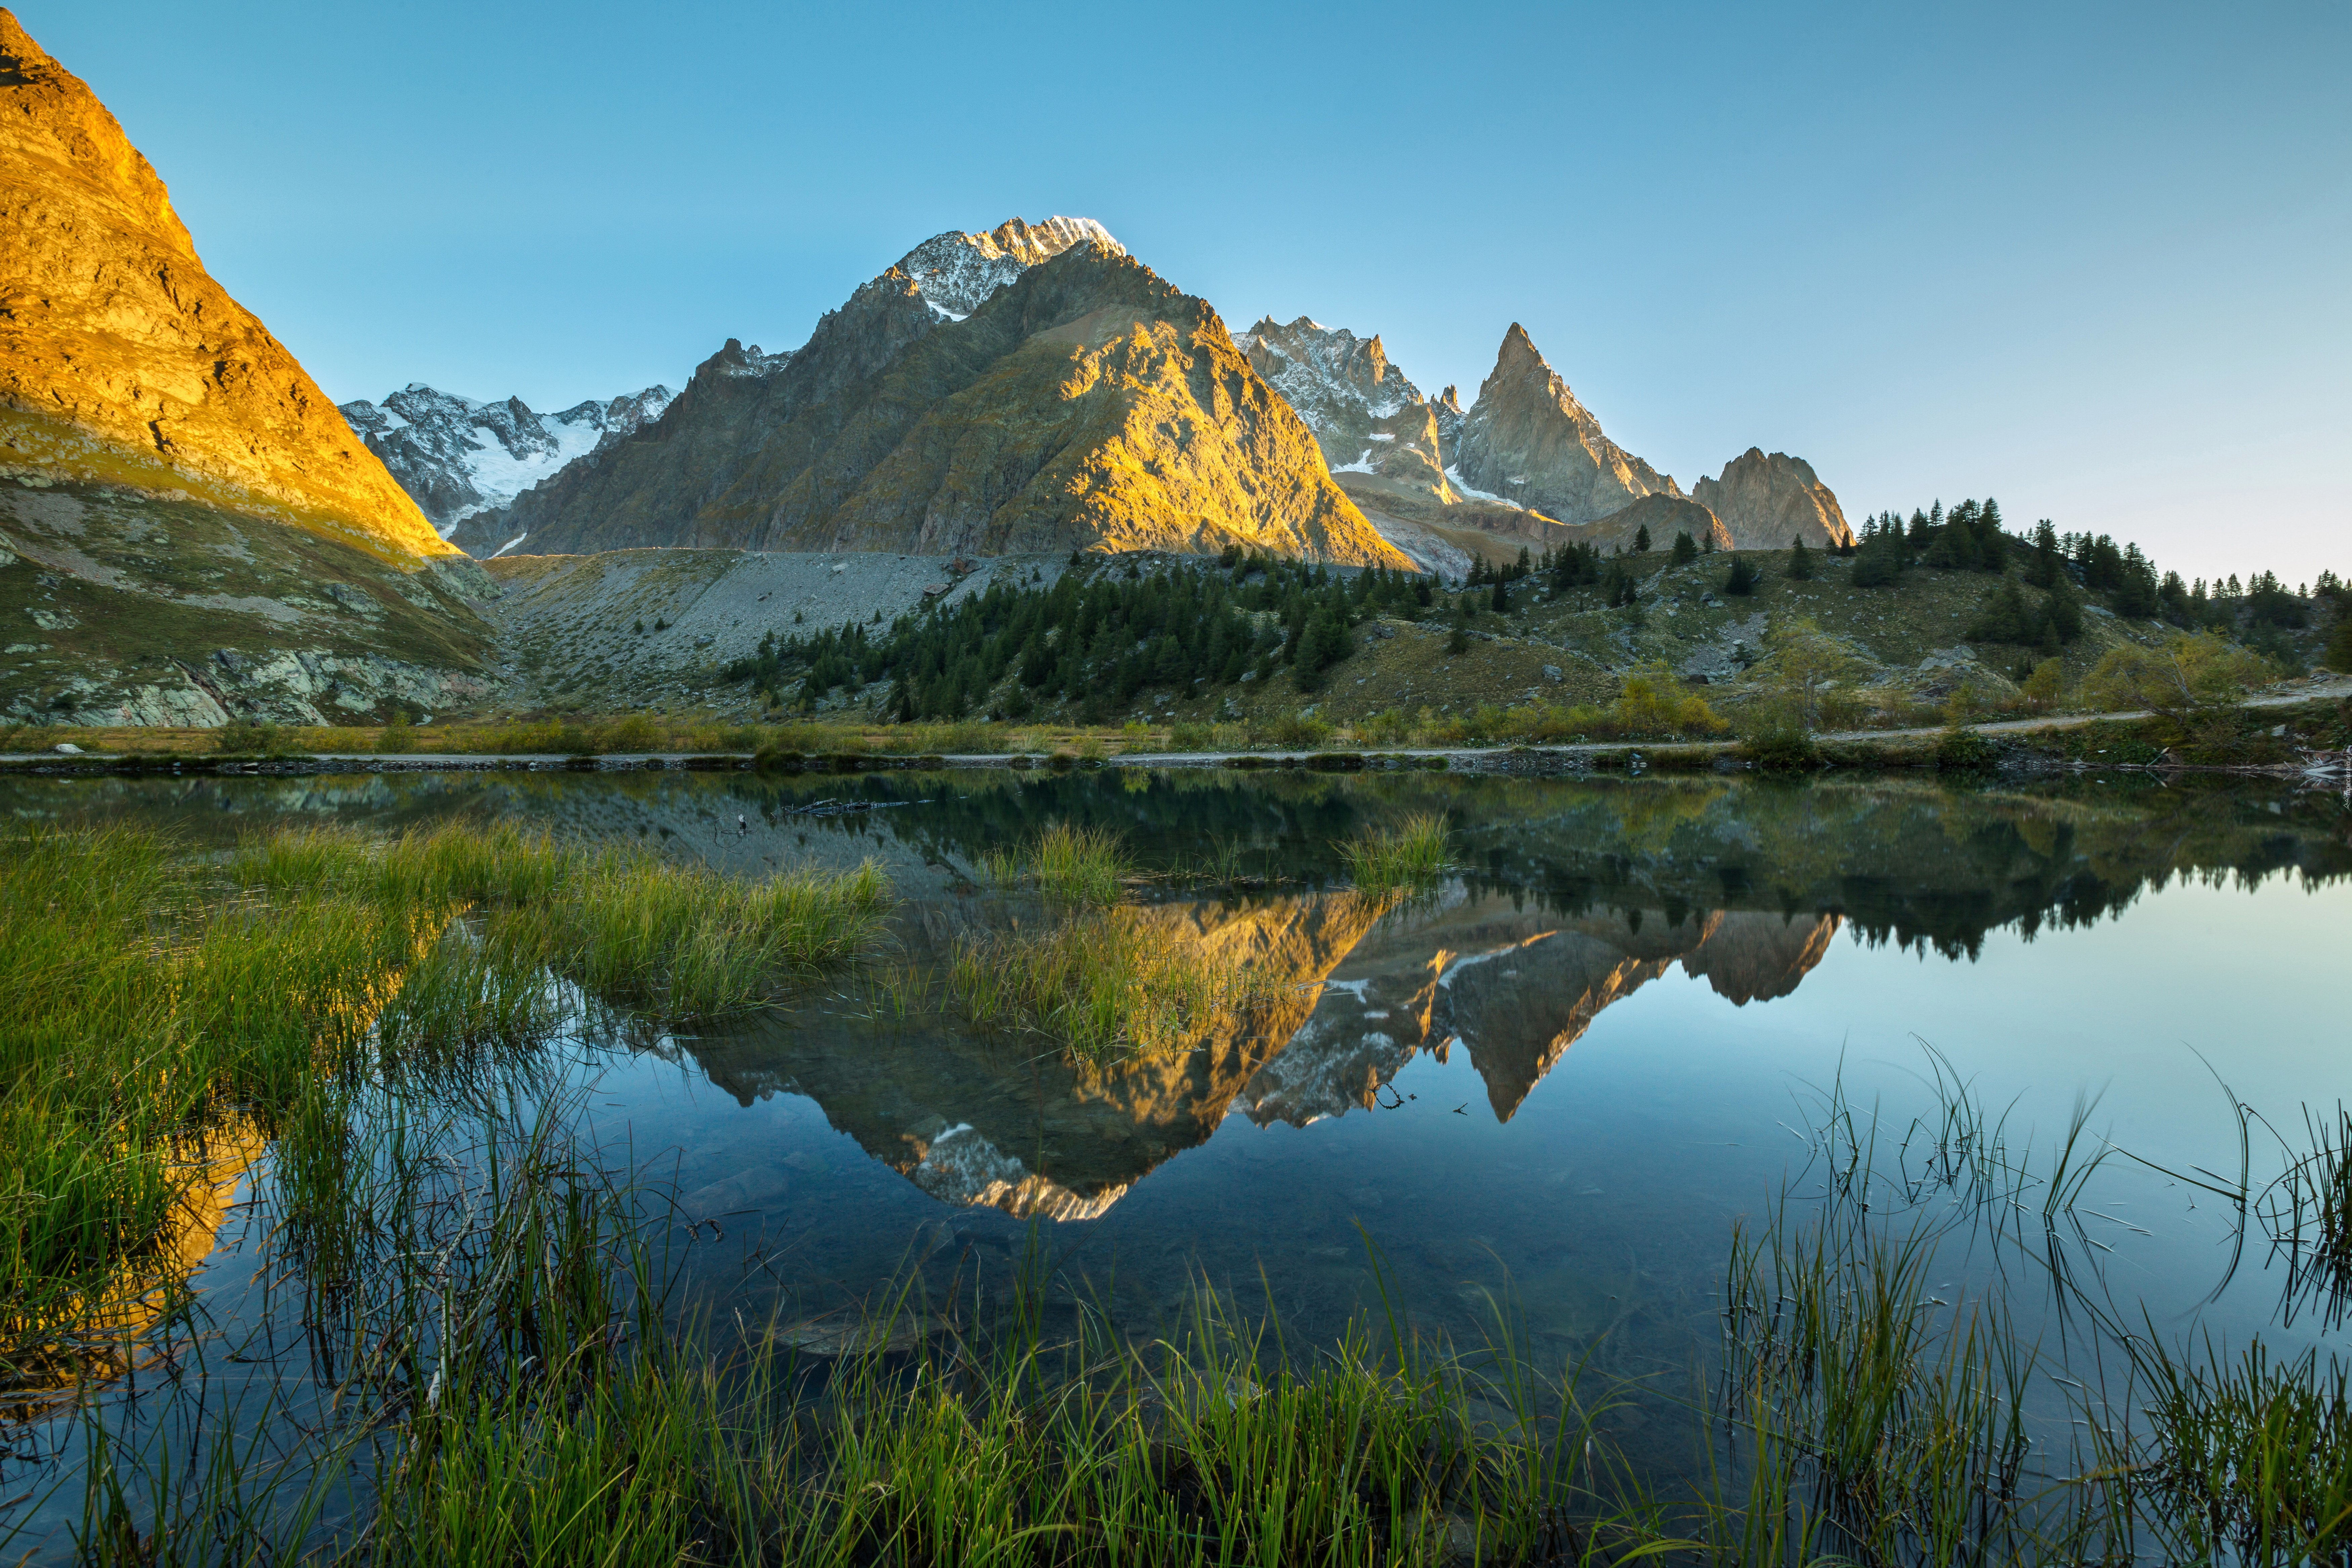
[981,822,1132,905]
[948,911,1280,1062]
[0,822,889,1401]
[1337,813,1450,891]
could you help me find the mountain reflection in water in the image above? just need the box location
[5,767,2346,1235]
[661,884,1842,1221]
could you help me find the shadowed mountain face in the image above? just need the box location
[340,384,674,536]
[486,243,1413,569]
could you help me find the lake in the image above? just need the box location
[2,764,2348,1554]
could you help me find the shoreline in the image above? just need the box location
[5,677,2342,782]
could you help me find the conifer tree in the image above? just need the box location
[1787,538,1814,580]
[1671,530,1699,565]
[1724,557,1761,596]
[1634,523,1652,553]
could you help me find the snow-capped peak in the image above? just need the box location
[340,382,676,533]
[892,215,1125,320]
[1243,315,1424,425]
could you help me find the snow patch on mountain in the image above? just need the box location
[891,215,1124,320]
[1238,316,1423,429]
[341,384,675,534]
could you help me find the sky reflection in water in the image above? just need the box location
[5,765,2348,1491]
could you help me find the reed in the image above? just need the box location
[981,822,1132,905]
[947,912,1278,1062]
[2260,1102,2352,1329]
[535,855,890,1016]
[1338,813,1450,892]
[2123,1337,2352,1564]
[0,821,887,1398]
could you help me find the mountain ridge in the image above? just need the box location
[0,8,450,561]
[341,384,674,537]
[484,233,1413,568]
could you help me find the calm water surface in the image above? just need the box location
[3,765,2348,1542]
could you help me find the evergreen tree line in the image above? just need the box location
[723,552,1437,721]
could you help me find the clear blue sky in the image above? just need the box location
[24,0,2348,586]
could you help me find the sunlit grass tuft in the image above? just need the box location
[1339,812,1450,891]
[979,822,1130,904]
[0,821,889,1391]
[948,910,1280,1062]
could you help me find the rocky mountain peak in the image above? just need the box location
[1689,447,1854,550]
[891,215,1124,320]
[0,7,447,557]
[1240,316,1424,424]
[1449,323,1679,526]
[339,381,677,532]
[489,234,1409,568]
[0,9,189,257]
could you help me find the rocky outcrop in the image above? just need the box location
[497,240,1414,568]
[1450,325,1679,526]
[341,384,674,536]
[1690,448,1853,550]
[0,9,449,561]
[2,468,496,726]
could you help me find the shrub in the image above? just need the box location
[1265,711,1335,748]
[211,718,281,755]
[1936,728,2000,770]
[1740,721,1822,772]
[2328,616,2352,674]
[1610,662,1727,735]
[375,711,417,754]
[2082,633,2276,723]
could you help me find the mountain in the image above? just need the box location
[341,384,673,538]
[485,223,1413,568]
[1690,448,1854,550]
[1449,324,1681,526]
[0,8,491,727]
[894,216,1125,319]
[1237,316,1453,501]
[0,11,448,561]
